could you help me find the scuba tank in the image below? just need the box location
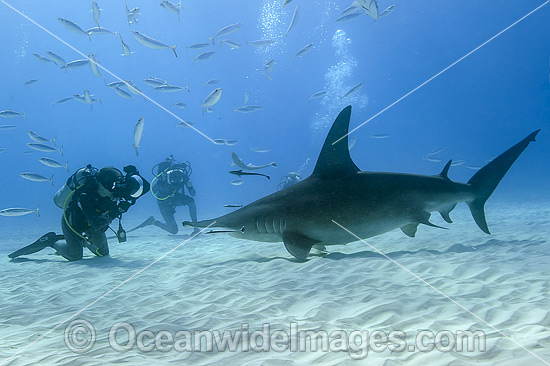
[53,164,98,208]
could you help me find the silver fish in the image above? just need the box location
[125,0,140,25]
[91,1,101,27]
[32,53,53,63]
[143,77,167,86]
[265,59,275,80]
[379,4,396,18]
[125,80,143,95]
[112,87,133,99]
[176,121,195,128]
[282,0,293,7]
[20,172,54,186]
[88,53,103,78]
[308,90,327,101]
[423,157,442,163]
[187,42,210,49]
[357,0,379,21]
[134,116,144,155]
[105,80,127,88]
[45,51,66,66]
[336,12,362,22]
[224,140,238,146]
[230,179,244,186]
[160,0,182,22]
[247,39,275,47]
[244,90,249,104]
[73,94,102,107]
[52,97,74,104]
[154,85,188,93]
[0,125,17,130]
[220,39,241,49]
[293,43,314,57]
[370,134,390,139]
[339,82,363,98]
[231,152,276,170]
[27,131,56,145]
[202,88,222,109]
[24,79,38,87]
[119,34,132,56]
[465,165,482,170]
[0,207,40,217]
[58,18,91,39]
[451,160,465,167]
[213,139,226,145]
[211,23,243,44]
[234,105,262,113]
[61,59,89,71]
[38,157,68,171]
[250,147,271,153]
[87,27,117,36]
[349,136,357,150]
[285,5,299,36]
[173,102,187,109]
[131,31,177,57]
[427,148,445,156]
[192,51,215,63]
[27,143,62,155]
[0,110,25,119]
[203,79,219,86]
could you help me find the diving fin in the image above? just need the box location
[8,232,62,259]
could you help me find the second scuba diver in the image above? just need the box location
[8,165,150,261]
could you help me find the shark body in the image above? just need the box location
[185,106,539,259]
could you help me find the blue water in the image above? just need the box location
[0,0,549,247]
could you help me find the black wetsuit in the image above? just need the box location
[54,182,126,261]
[153,174,197,234]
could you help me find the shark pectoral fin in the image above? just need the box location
[282,232,319,260]
[400,223,419,238]
[438,204,456,223]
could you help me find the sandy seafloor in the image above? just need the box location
[0,200,548,365]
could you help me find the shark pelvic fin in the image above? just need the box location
[438,204,456,223]
[282,231,320,260]
[400,223,419,237]
[312,106,360,177]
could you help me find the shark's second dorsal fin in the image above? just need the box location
[312,106,360,177]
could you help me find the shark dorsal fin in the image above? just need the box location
[312,106,359,176]
[439,160,452,180]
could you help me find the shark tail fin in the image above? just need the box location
[467,129,540,234]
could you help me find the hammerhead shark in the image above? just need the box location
[184,106,539,260]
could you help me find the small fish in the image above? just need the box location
[203,79,219,86]
[88,53,103,78]
[231,152,276,170]
[230,179,244,186]
[265,59,275,80]
[24,79,38,87]
[131,31,177,57]
[205,107,215,113]
[192,51,215,63]
[282,0,293,8]
[27,143,62,155]
[205,227,245,234]
[0,207,40,217]
[84,89,93,104]
[293,43,314,57]
[134,116,144,155]
[244,90,249,104]
[52,97,74,104]
[247,39,275,47]
[379,5,396,18]
[0,148,6,153]
[143,77,167,86]
[32,53,53,63]
[285,5,300,36]
[57,18,91,40]
[105,80,127,88]
[250,147,270,153]
[91,1,101,28]
[154,85,188,93]
[61,59,89,71]
[73,94,101,106]
[125,0,140,25]
[176,121,195,128]
[349,136,357,150]
[87,27,116,36]
[308,90,327,101]
[38,157,68,171]
[339,82,363,98]
[357,0,379,21]
[229,169,270,180]
[202,88,222,109]
[112,87,133,99]
[213,139,226,145]
[187,42,210,49]
[0,125,17,130]
[125,80,144,96]
[220,39,241,49]
[27,131,56,145]
[0,110,25,119]
[234,105,262,113]
[465,165,481,170]
[211,23,243,44]
[173,102,187,109]
[20,172,54,186]
[223,204,243,208]
[427,148,444,156]
[224,140,238,146]
[117,34,131,57]
[336,12,362,22]
[160,0,183,22]
[370,134,390,139]
[45,51,66,67]
[451,160,465,167]
[423,157,442,163]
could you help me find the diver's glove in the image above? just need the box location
[186,181,196,197]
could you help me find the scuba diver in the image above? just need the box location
[8,165,150,261]
[133,155,199,235]
[277,172,302,191]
